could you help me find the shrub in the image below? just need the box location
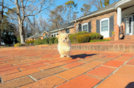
[17,37,20,43]
[42,38,49,44]
[54,38,58,44]
[89,33,103,40]
[14,43,22,47]
[34,39,43,45]
[25,40,34,44]
[49,37,56,44]
[69,31,88,43]
[76,34,90,43]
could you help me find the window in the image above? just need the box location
[100,18,109,32]
[51,32,58,37]
[44,34,49,39]
[82,23,88,32]
[66,29,70,33]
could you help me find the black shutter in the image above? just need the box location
[96,20,100,33]
[88,21,91,33]
[110,15,114,37]
[79,24,82,31]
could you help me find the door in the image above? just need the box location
[100,18,109,38]
[129,16,132,35]
[132,15,134,35]
[125,15,134,35]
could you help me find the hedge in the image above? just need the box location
[69,31,88,43]
[49,37,56,44]
[25,40,34,44]
[54,38,58,44]
[76,34,90,43]
[89,33,103,40]
[42,38,49,44]
[34,39,43,45]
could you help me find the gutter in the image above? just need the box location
[70,8,115,23]
[49,25,74,33]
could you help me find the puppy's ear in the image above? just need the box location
[56,35,59,38]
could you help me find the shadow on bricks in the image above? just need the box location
[125,82,134,88]
[71,54,96,59]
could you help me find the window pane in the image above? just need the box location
[66,29,69,33]
[101,20,108,31]
[83,25,87,32]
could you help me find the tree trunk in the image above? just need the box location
[19,23,25,44]
[0,30,1,46]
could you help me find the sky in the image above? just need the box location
[38,0,119,20]
[4,0,119,22]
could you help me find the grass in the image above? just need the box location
[90,39,110,42]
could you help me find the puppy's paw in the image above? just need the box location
[60,55,64,58]
[67,55,70,58]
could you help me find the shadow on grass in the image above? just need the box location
[125,82,134,88]
[71,54,96,59]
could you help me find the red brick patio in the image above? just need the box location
[0,48,134,88]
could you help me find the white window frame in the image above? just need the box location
[82,23,88,32]
[51,32,58,37]
[100,18,109,32]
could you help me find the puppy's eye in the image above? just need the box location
[65,37,67,40]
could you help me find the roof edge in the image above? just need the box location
[114,0,131,9]
[70,8,115,23]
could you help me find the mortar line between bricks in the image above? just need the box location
[3,75,29,83]
[85,74,103,80]
[54,63,104,88]
[28,75,37,81]
[93,56,134,88]
[29,67,68,81]
[17,68,22,72]
[54,75,69,88]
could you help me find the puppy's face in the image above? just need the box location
[56,33,70,43]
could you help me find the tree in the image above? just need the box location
[0,0,4,45]
[86,0,119,10]
[3,0,54,44]
[39,16,49,32]
[81,4,91,15]
[65,0,77,21]
[104,0,109,6]
[6,8,19,38]
[0,15,18,46]
[87,0,109,9]
[48,5,67,30]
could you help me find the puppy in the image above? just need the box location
[56,33,71,58]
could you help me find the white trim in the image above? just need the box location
[49,25,74,33]
[67,25,74,29]
[51,32,58,37]
[82,23,88,32]
[100,18,109,38]
[114,0,131,9]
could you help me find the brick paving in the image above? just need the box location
[0,49,134,88]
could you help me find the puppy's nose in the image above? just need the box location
[65,38,67,40]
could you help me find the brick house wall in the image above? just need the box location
[73,11,117,38]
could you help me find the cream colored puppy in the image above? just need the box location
[56,33,71,58]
